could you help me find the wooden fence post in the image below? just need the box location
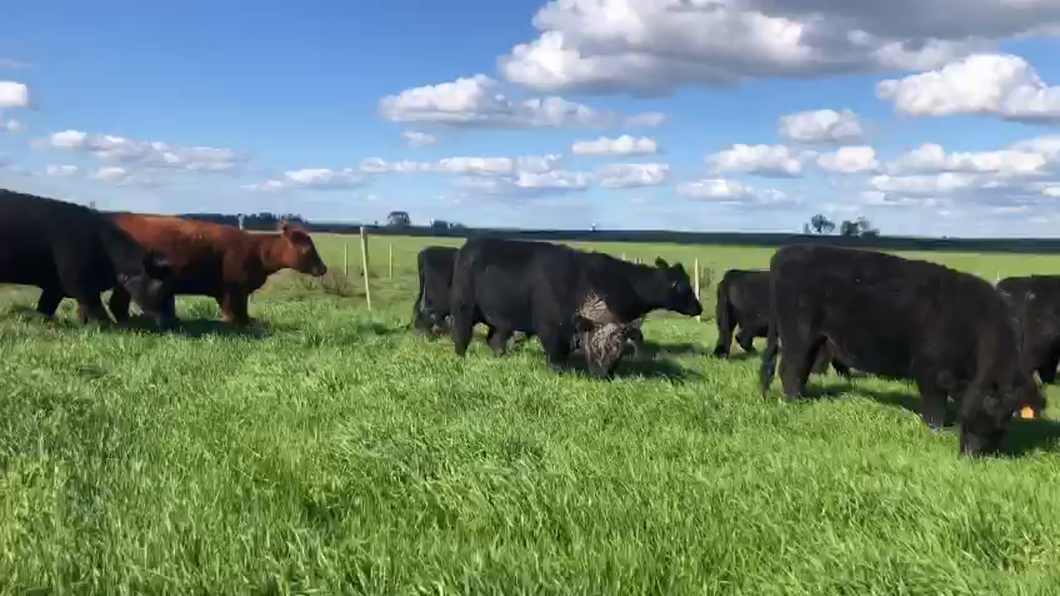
[389,243,394,279]
[694,257,701,322]
[343,242,348,276]
[359,226,372,310]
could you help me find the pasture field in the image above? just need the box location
[5,233,1060,594]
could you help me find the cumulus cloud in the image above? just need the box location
[361,154,561,176]
[597,163,669,188]
[677,178,796,208]
[889,143,1051,176]
[403,130,438,147]
[1043,186,1060,198]
[379,74,664,128]
[495,0,1051,95]
[0,111,22,133]
[88,166,158,188]
[244,168,363,192]
[45,164,79,177]
[778,109,863,145]
[0,81,29,108]
[709,144,803,178]
[816,146,880,174]
[870,172,979,195]
[877,53,1060,123]
[42,129,251,174]
[572,135,659,155]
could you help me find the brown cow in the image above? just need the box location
[106,213,327,326]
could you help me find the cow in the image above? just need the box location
[758,244,1044,458]
[0,189,176,327]
[411,245,459,334]
[448,237,702,377]
[105,213,327,326]
[713,268,850,377]
[996,275,1060,389]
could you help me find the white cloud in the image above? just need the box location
[778,109,863,144]
[458,169,592,197]
[403,130,438,147]
[379,74,664,128]
[361,154,561,176]
[244,168,363,192]
[0,81,29,108]
[597,163,669,188]
[676,179,753,200]
[92,166,127,181]
[572,135,658,155]
[889,143,1050,176]
[870,172,979,195]
[1012,136,1060,162]
[877,53,1060,123]
[709,144,803,178]
[87,166,158,188]
[45,164,79,177]
[816,146,880,174]
[4,119,22,133]
[495,0,1045,95]
[1043,186,1060,198]
[42,129,251,174]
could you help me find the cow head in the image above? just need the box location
[278,221,327,277]
[652,257,703,317]
[958,372,1045,458]
[119,251,178,328]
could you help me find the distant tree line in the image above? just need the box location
[802,214,880,238]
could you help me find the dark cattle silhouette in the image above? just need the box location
[106,213,327,326]
[759,244,1043,458]
[713,268,849,377]
[0,189,176,326]
[448,237,701,377]
[997,275,1060,389]
[411,245,459,334]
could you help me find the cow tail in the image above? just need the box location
[410,252,426,328]
[759,271,780,398]
[713,274,732,354]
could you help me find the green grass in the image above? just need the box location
[3,234,1060,594]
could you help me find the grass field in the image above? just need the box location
[4,234,1060,594]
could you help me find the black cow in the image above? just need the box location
[0,189,176,326]
[448,237,701,377]
[997,275,1060,387]
[713,268,850,377]
[759,244,1043,458]
[411,245,459,334]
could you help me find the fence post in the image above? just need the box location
[694,257,701,322]
[389,243,394,279]
[343,242,349,276]
[359,226,372,310]
[621,252,626,261]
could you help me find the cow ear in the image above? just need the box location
[654,257,669,269]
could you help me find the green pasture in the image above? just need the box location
[3,234,1060,594]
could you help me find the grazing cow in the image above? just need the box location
[448,237,701,377]
[0,189,176,326]
[106,213,327,326]
[759,244,1044,458]
[713,268,850,377]
[997,275,1060,389]
[411,245,459,334]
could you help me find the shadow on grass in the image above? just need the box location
[809,382,1060,457]
[6,305,287,339]
[563,350,699,381]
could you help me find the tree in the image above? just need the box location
[809,214,835,234]
[838,216,880,238]
[387,210,411,227]
[430,219,450,232]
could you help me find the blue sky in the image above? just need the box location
[4,1,1060,237]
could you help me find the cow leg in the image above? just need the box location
[75,293,113,326]
[487,325,513,357]
[830,358,852,379]
[538,326,572,373]
[810,349,831,375]
[916,379,950,431]
[107,285,133,323]
[778,338,821,399]
[450,309,475,358]
[736,329,757,354]
[36,288,64,318]
[219,289,251,326]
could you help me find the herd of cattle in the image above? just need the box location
[2,188,1059,459]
